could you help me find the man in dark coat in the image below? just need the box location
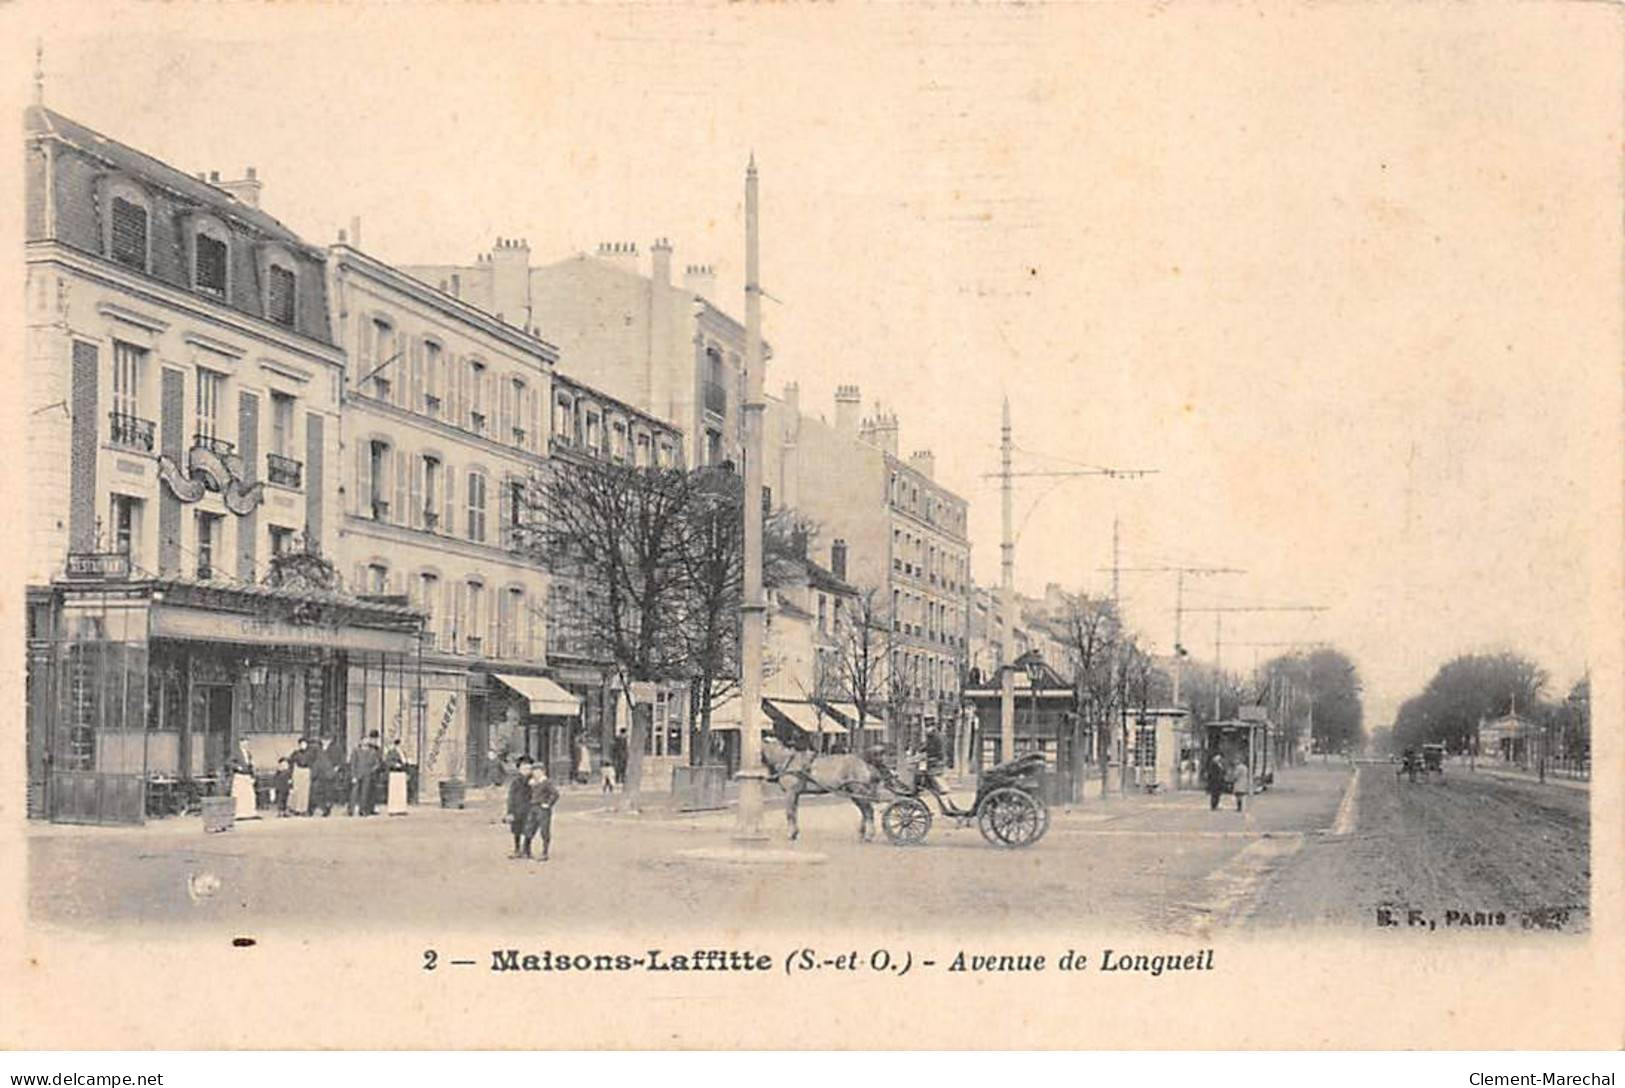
[505,756,535,859]
[349,731,383,816]
[1206,750,1230,812]
[311,737,341,817]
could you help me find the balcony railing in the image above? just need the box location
[191,432,235,458]
[703,379,727,416]
[108,412,155,452]
[266,452,303,489]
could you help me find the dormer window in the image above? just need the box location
[109,196,148,271]
[267,265,296,326]
[195,233,228,297]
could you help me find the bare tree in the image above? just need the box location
[523,457,692,813]
[826,586,893,755]
[1058,592,1124,794]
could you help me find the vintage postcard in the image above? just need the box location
[0,0,1619,1052]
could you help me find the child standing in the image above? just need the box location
[526,764,561,862]
[506,756,534,859]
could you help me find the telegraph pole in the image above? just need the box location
[1104,564,1245,708]
[1182,604,1328,721]
[989,413,1153,769]
[735,154,767,841]
[999,398,1015,766]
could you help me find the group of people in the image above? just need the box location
[253,731,411,818]
[1205,749,1252,812]
[504,756,561,861]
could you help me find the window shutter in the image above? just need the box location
[529,383,542,453]
[356,440,371,516]
[454,581,468,654]
[442,460,457,537]
[500,378,514,443]
[499,475,514,549]
[352,564,366,593]
[441,579,456,652]
[409,453,424,530]
[488,587,501,657]
[394,448,408,525]
[409,339,424,414]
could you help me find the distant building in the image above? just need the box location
[404,238,759,472]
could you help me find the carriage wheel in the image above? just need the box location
[978,787,1045,848]
[882,798,933,846]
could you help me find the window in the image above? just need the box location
[366,564,389,594]
[422,456,442,530]
[195,233,227,296]
[466,471,487,543]
[368,440,390,520]
[509,480,525,532]
[419,572,440,634]
[270,393,295,458]
[611,420,627,460]
[369,319,395,399]
[585,411,602,452]
[553,395,573,439]
[110,196,148,270]
[268,265,296,326]
[469,361,487,433]
[658,441,675,469]
[423,341,442,416]
[110,494,141,561]
[511,378,527,445]
[705,428,722,466]
[270,525,296,557]
[108,342,152,451]
[466,581,485,654]
[195,512,222,580]
[503,588,524,658]
[195,369,224,444]
[635,432,651,467]
[818,594,828,635]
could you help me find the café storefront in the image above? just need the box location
[36,566,423,825]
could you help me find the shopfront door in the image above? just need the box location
[201,686,233,774]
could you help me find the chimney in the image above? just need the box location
[594,241,640,274]
[683,263,717,300]
[834,384,861,435]
[830,538,848,581]
[219,166,262,209]
[651,237,672,287]
[862,408,899,457]
[908,448,935,480]
[490,236,532,327]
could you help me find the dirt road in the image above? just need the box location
[1250,761,1589,932]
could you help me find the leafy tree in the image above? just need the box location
[1391,651,1546,753]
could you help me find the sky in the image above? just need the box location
[12,2,1619,727]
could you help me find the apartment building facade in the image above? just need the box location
[23,105,420,822]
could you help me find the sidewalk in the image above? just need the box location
[1472,764,1590,792]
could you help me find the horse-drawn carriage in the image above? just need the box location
[1398,743,1447,783]
[878,751,1050,848]
[761,736,1050,849]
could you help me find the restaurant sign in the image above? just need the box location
[149,605,415,654]
[65,552,132,580]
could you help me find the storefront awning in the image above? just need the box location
[493,673,582,716]
[826,702,882,730]
[767,699,847,735]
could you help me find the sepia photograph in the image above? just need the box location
[1,0,1619,1054]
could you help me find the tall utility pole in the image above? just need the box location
[1103,565,1245,707]
[1110,517,1120,604]
[992,409,1153,767]
[1181,605,1328,720]
[735,154,767,842]
[999,398,1015,766]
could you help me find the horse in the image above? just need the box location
[761,736,887,843]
